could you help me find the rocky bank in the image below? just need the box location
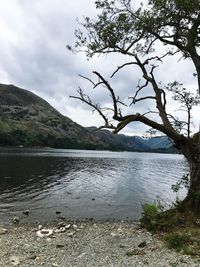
[0,221,199,267]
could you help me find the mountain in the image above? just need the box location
[0,83,176,152]
[87,127,176,153]
[86,127,150,151]
[0,83,106,149]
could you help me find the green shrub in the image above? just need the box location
[165,233,189,252]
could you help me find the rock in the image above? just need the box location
[12,217,20,224]
[67,232,75,237]
[138,241,147,248]
[57,222,66,228]
[72,224,78,229]
[22,209,30,215]
[0,228,8,235]
[29,254,37,260]
[65,224,71,230]
[56,211,61,214]
[56,243,65,248]
[52,263,59,267]
[38,225,43,230]
[10,255,20,266]
[36,229,53,238]
[58,215,65,220]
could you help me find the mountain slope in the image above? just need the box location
[0,83,105,149]
[87,127,176,153]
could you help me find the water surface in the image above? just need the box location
[0,148,188,223]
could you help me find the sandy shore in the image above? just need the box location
[0,220,199,267]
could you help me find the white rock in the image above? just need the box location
[36,229,53,238]
[67,232,75,237]
[73,224,78,229]
[38,225,43,230]
[65,224,71,229]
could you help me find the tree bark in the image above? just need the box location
[180,137,200,212]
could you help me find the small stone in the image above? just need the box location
[110,232,121,237]
[22,209,30,215]
[138,241,147,248]
[29,254,37,260]
[56,211,61,214]
[67,232,75,237]
[73,224,78,229]
[52,263,59,267]
[56,243,65,248]
[12,217,20,224]
[57,222,66,228]
[65,224,71,230]
[0,228,8,235]
[58,215,65,220]
[38,225,43,230]
[10,255,20,266]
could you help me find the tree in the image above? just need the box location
[70,0,200,211]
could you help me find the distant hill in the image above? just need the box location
[0,83,177,153]
[0,83,105,149]
[87,127,177,153]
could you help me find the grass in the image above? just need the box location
[140,203,200,256]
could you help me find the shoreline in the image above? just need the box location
[0,220,199,267]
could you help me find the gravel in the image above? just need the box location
[0,221,200,267]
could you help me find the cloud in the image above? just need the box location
[0,0,199,136]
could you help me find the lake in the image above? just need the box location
[0,148,188,224]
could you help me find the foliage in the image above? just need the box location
[165,233,189,252]
[141,198,166,231]
[171,173,190,193]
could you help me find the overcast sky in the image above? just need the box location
[0,0,199,136]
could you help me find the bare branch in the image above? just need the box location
[111,62,137,78]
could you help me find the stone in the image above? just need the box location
[12,217,20,224]
[57,222,66,228]
[138,241,147,248]
[58,215,65,220]
[67,232,75,237]
[0,228,8,235]
[22,210,30,215]
[36,229,53,238]
[56,243,65,248]
[10,256,20,266]
[29,254,37,260]
[38,225,43,230]
[56,211,61,214]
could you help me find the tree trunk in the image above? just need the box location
[180,136,200,212]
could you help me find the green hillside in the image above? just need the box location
[0,84,105,149]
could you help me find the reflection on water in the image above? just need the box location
[0,148,188,223]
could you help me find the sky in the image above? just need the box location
[0,0,199,136]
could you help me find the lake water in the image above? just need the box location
[0,148,188,224]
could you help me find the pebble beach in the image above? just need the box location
[0,220,199,267]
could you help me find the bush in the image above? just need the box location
[165,233,189,252]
